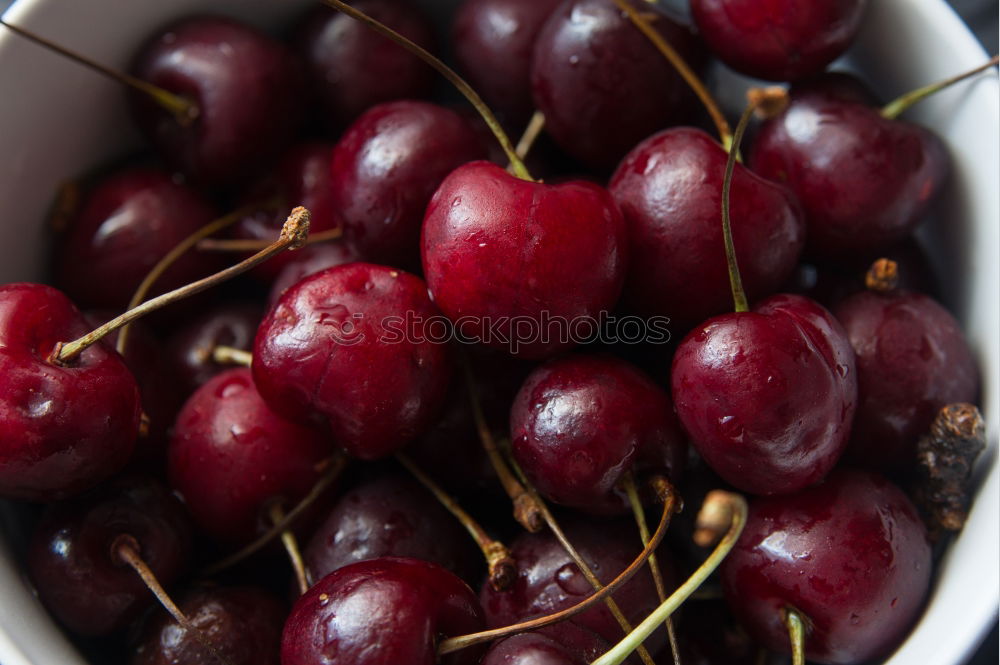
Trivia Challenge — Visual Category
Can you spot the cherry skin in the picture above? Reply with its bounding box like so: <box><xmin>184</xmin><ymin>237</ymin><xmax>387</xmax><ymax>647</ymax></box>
<box><xmin>510</xmin><ymin>354</ymin><xmax>686</xmax><ymax>514</ymax></box>
<box><xmin>54</xmin><ymin>167</ymin><xmax>219</xmax><ymax>311</ymax></box>
<box><xmin>0</xmin><ymin>284</ymin><xmax>141</xmax><ymax>500</ymax></box>
<box><xmin>132</xmin><ymin>585</ymin><xmax>286</xmax><ymax>665</ymax></box>
<box><xmin>750</xmin><ymin>75</ymin><xmax>948</xmax><ymax>260</ymax></box>
<box><xmin>267</xmin><ymin>242</ymin><xmax>363</xmax><ymax>308</ymax></box>
<box><xmin>530</xmin><ymin>0</ymin><xmax>703</xmax><ymax>170</ymax></box>
<box><xmin>691</xmin><ymin>0</ymin><xmax>867</xmax><ymax>81</ymax></box>
<box><xmin>253</xmin><ymin>263</ymin><xmax>453</xmax><ymax>460</ymax></box>
<box><xmin>452</xmin><ymin>0</ymin><xmax>564</xmax><ymax>125</ymax></box>
<box><xmin>609</xmin><ymin>127</ymin><xmax>804</xmax><ymax>332</ymax></box>
<box><xmin>294</xmin><ymin>1</ymin><xmax>436</xmax><ymax>130</ymax></box>
<box><xmin>129</xmin><ymin>15</ymin><xmax>303</xmax><ymax>186</ymax></box>
<box><xmin>281</xmin><ymin>557</ymin><xmax>486</xmax><ymax>665</ymax></box>
<box><xmin>721</xmin><ymin>469</ymin><xmax>931</xmax><ymax>665</ymax></box>
<box><xmin>832</xmin><ymin>288</ymin><xmax>979</xmax><ymax>470</ymax></box>
<box><xmin>303</xmin><ymin>471</ymin><xmax>480</xmax><ymax>586</ymax></box>
<box><xmin>422</xmin><ymin>161</ymin><xmax>628</xmax><ymax>359</ymax></box>
<box><xmin>169</xmin><ymin>368</ymin><xmax>334</xmax><ymax>546</ymax></box>
<box><xmin>332</xmin><ymin>101</ymin><xmax>488</xmax><ymax>267</ymax></box>
<box><xmin>480</xmin><ymin>632</ymin><xmax>590</xmax><ymax>665</ymax></box>
<box><xmin>166</xmin><ymin>302</ymin><xmax>265</xmax><ymax>394</ymax></box>
<box><xmin>27</xmin><ymin>475</ymin><xmax>193</xmax><ymax>636</ymax></box>
<box><xmin>671</xmin><ymin>294</ymin><xmax>857</xmax><ymax>496</ymax></box>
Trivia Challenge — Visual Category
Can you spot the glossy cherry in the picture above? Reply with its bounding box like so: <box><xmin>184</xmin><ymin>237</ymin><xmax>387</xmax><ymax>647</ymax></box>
<box><xmin>132</xmin><ymin>585</ymin><xmax>286</xmax><ymax>665</ymax></box>
<box><xmin>294</xmin><ymin>1</ymin><xmax>436</xmax><ymax>129</ymax></box>
<box><xmin>671</xmin><ymin>294</ymin><xmax>857</xmax><ymax>495</ymax></box>
<box><xmin>750</xmin><ymin>74</ymin><xmax>948</xmax><ymax>260</ymax></box>
<box><xmin>721</xmin><ymin>469</ymin><xmax>931</xmax><ymax>664</ymax></box>
<box><xmin>480</xmin><ymin>632</ymin><xmax>590</xmax><ymax>665</ymax></box>
<box><xmin>253</xmin><ymin>263</ymin><xmax>452</xmax><ymax>460</ymax></box>
<box><xmin>27</xmin><ymin>475</ymin><xmax>192</xmax><ymax>636</ymax></box>
<box><xmin>169</xmin><ymin>368</ymin><xmax>334</xmax><ymax>546</ymax></box>
<box><xmin>422</xmin><ymin>161</ymin><xmax>627</xmax><ymax>359</ymax></box>
<box><xmin>609</xmin><ymin>127</ymin><xmax>804</xmax><ymax>331</ymax></box>
<box><xmin>166</xmin><ymin>302</ymin><xmax>264</xmax><ymax>394</ymax></box>
<box><xmin>510</xmin><ymin>354</ymin><xmax>686</xmax><ymax>514</ymax></box>
<box><xmin>690</xmin><ymin>0</ymin><xmax>867</xmax><ymax>81</ymax></box>
<box><xmin>267</xmin><ymin>242</ymin><xmax>363</xmax><ymax>307</ymax></box>
<box><xmin>129</xmin><ymin>15</ymin><xmax>303</xmax><ymax>186</ymax></box>
<box><xmin>332</xmin><ymin>101</ymin><xmax>488</xmax><ymax>266</ymax></box>
<box><xmin>281</xmin><ymin>557</ymin><xmax>486</xmax><ymax>665</ymax></box>
<box><xmin>0</xmin><ymin>284</ymin><xmax>140</xmax><ymax>500</ymax></box>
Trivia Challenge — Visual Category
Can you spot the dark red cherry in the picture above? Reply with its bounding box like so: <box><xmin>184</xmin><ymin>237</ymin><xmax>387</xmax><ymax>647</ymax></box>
<box><xmin>530</xmin><ymin>0</ymin><xmax>703</xmax><ymax>169</ymax></box>
<box><xmin>253</xmin><ymin>263</ymin><xmax>452</xmax><ymax>460</ymax></box>
<box><xmin>294</xmin><ymin>1</ymin><xmax>436</xmax><ymax>129</ymax></box>
<box><xmin>671</xmin><ymin>294</ymin><xmax>857</xmax><ymax>495</ymax></box>
<box><xmin>721</xmin><ymin>469</ymin><xmax>931</xmax><ymax>665</ymax></box>
<box><xmin>422</xmin><ymin>161</ymin><xmax>627</xmax><ymax>359</ymax></box>
<box><xmin>480</xmin><ymin>632</ymin><xmax>589</xmax><ymax>665</ymax></box>
<box><xmin>0</xmin><ymin>284</ymin><xmax>141</xmax><ymax>500</ymax></box>
<box><xmin>281</xmin><ymin>557</ymin><xmax>486</xmax><ymax>665</ymax></box>
<box><xmin>452</xmin><ymin>0</ymin><xmax>563</xmax><ymax>125</ymax></box>
<box><xmin>303</xmin><ymin>472</ymin><xmax>480</xmax><ymax>586</ymax></box>
<box><xmin>27</xmin><ymin>476</ymin><xmax>192</xmax><ymax>636</ymax></box>
<box><xmin>609</xmin><ymin>127</ymin><xmax>804</xmax><ymax>331</ymax></box>
<box><xmin>132</xmin><ymin>585</ymin><xmax>286</xmax><ymax>665</ymax></box>
<box><xmin>54</xmin><ymin>167</ymin><xmax>219</xmax><ymax>311</ymax></box>
<box><xmin>332</xmin><ymin>101</ymin><xmax>488</xmax><ymax>267</ymax></box>
<box><xmin>480</xmin><ymin>517</ymin><xmax>673</xmax><ymax>655</ymax></box>
<box><xmin>129</xmin><ymin>15</ymin><xmax>303</xmax><ymax>186</ymax></box>
<box><xmin>267</xmin><ymin>242</ymin><xmax>363</xmax><ymax>308</ymax></box>
<box><xmin>511</xmin><ymin>354</ymin><xmax>686</xmax><ymax>514</ymax></box>
<box><xmin>750</xmin><ymin>76</ymin><xmax>948</xmax><ymax>260</ymax></box>
<box><xmin>169</xmin><ymin>368</ymin><xmax>333</xmax><ymax>546</ymax></box>
<box><xmin>832</xmin><ymin>289</ymin><xmax>979</xmax><ymax>470</ymax></box>
<box><xmin>166</xmin><ymin>302</ymin><xmax>264</xmax><ymax>394</ymax></box>
<box><xmin>690</xmin><ymin>0</ymin><xmax>867</xmax><ymax>81</ymax></box>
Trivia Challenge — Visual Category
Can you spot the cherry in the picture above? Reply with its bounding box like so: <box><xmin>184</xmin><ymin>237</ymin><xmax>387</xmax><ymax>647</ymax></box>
<box><xmin>452</xmin><ymin>0</ymin><xmax>563</xmax><ymax>125</ymax></box>
<box><xmin>690</xmin><ymin>0</ymin><xmax>868</xmax><ymax>82</ymax></box>
<box><xmin>253</xmin><ymin>262</ymin><xmax>453</xmax><ymax>460</ymax></box>
<box><xmin>750</xmin><ymin>74</ymin><xmax>948</xmax><ymax>260</ymax></box>
<box><xmin>132</xmin><ymin>585</ymin><xmax>286</xmax><ymax>665</ymax></box>
<box><xmin>530</xmin><ymin>0</ymin><xmax>703</xmax><ymax>170</ymax></box>
<box><xmin>510</xmin><ymin>354</ymin><xmax>686</xmax><ymax>514</ymax></box>
<box><xmin>294</xmin><ymin>1</ymin><xmax>436</xmax><ymax>130</ymax></box>
<box><xmin>166</xmin><ymin>302</ymin><xmax>264</xmax><ymax>394</ymax></box>
<box><xmin>281</xmin><ymin>557</ymin><xmax>486</xmax><ymax>665</ymax></box>
<box><xmin>0</xmin><ymin>284</ymin><xmax>141</xmax><ymax>500</ymax></box>
<box><xmin>129</xmin><ymin>15</ymin><xmax>303</xmax><ymax>186</ymax></box>
<box><xmin>422</xmin><ymin>161</ymin><xmax>627</xmax><ymax>359</ymax></box>
<box><xmin>671</xmin><ymin>294</ymin><xmax>857</xmax><ymax>495</ymax></box>
<box><xmin>721</xmin><ymin>469</ymin><xmax>931</xmax><ymax>665</ymax></box>
<box><xmin>27</xmin><ymin>475</ymin><xmax>192</xmax><ymax>636</ymax></box>
<box><xmin>54</xmin><ymin>167</ymin><xmax>220</xmax><ymax>311</ymax></box>
<box><xmin>332</xmin><ymin>100</ymin><xmax>489</xmax><ymax>266</ymax></box>
<box><xmin>169</xmin><ymin>368</ymin><xmax>334</xmax><ymax>546</ymax></box>
<box><xmin>609</xmin><ymin>128</ymin><xmax>804</xmax><ymax>331</ymax></box>
<box><xmin>267</xmin><ymin>242</ymin><xmax>363</xmax><ymax>307</ymax></box>
<box><xmin>303</xmin><ymin>471</ymin><xmax>480</xmax><ymax>586</ymax></box>
<box><xmin>480</xmin><ymin>632</ymin><xmax>591</xmax><ymax>665</ymax></box>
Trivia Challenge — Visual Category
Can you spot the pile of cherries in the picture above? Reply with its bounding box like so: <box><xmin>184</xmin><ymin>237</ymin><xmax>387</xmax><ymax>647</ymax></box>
<box><xmin>0</xmin><ymin>0</ymin><xmax>990</xmax><ymax>664</ymax></box>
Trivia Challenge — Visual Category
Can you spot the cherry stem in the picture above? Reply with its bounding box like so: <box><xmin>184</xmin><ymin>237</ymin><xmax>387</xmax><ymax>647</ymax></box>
<box><xmin>882</xmin><ymin>55</ymin><xmax>999</xmax><ymax>120</ymax></box>
<box><xmin>722</xmin><ymin>102</ymin><xmax>755</xmax><ymax>314</ymax></box>
<box><xmin>201</xmin><ymin>452</ymin><xmax>348</xmax><ymax>576</ymax></box>
<box><xmin>211</xmin><ymin>346</ymin><xmax>253</xmax><ymax>367</ymax></box>
<box><xmin>591</xmin><ymin>491</ymin><xmax>749</xmax><ymax>665</ymax></box>
<box><xmin>622</xmin><ymin>474</ymin><xmax>682</xmax><ymax>665</ymax></box>
<box><xmin>783</xmin><ymin>607</ymin><xmax>807</xmax><ymax>665</ymax></box>
<box><xmin>865</xmin><ymin>258</ymin><xmax>900</xmax><ymax>293</ymax></box>
<box><xmin>269</xmin><ymin>503</ymin><xmax>309</xmax><ymax>595</ymax></box>
<box><xmin>0</xmin><ymin>18</ymin><xmax>198</xmax><ymax>127</ymax></box>
<box><xmin>197</xmin><ymin>226</ymin><xmax>343</xmax><ymax>252</ymax></box>
<box><xmin>514</xmin><ymin>110</ymin><xmax>546</xmax><ymax>163</ymax></box>
<box><xmin>319</xmin><ymin>0</ymin><xmax>532</xmax><ymax>182</ymax></box>
<box><xmin>117</xmin><ymin>199</ymin><xmax>277</xmax><ymax>356</ymax></box>
<box><xmin>460</xmin><ymin>352</ymin><xmax>544</xmax><ymax>533</ymax></box>
<box><xmin>396</xmin><ymin>452</ymin><xmax>516</xmax><ymax>591</ymax></box>
<box><xmin>609</xmin><ymin>0</ymin><xmax>733</xmax><ymax>148</ymax></box>
<box><xmin>437</xmin><ymin>491</ymin><xmax>676</xmax><ymax>655</ymax></box>
<box><xmin>51</xmin><ymin>207</ymin><xmax>310</xmax><ymax>365</ymax></box>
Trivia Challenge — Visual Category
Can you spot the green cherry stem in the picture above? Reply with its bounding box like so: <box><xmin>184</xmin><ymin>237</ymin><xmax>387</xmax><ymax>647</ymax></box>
<box><xmin>319</xmin><ymin>0</ymin><xmax>532</xmax><ymax>182</ymax></box>
<box><xmin>515</xmin><ymin>110</ymin><xmax>547</xmax><ymax>162</ymax></box>
<box><xmin>784</xmin><ymin>607</ymin><xmax>807</xmax><ymax>665</ymax></box>
<box><xmin>722</xmin><ymin>102</ymin><xmax>756</xmax><ymax>313</ymax></box>
<box><xmin>211</xmin><ymin>346</ymin><xmax>253</xmax><ymax>368</ymax></box>
<box><xmin>882</xmin><ymin>55</ymin><xmax>999</xmax><ymax>120</ymax></box>
<box><xmin>268</xmin><ymin>503</ymin><xmax>310</xmax><ymax>595</ymax></box>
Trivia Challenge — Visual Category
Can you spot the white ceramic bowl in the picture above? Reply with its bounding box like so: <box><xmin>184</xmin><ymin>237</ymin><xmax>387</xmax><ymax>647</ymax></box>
<box><xmin>0</xmin><ymin>0</ymin><xmax>996</xmax><ymax>663</ymax></box>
